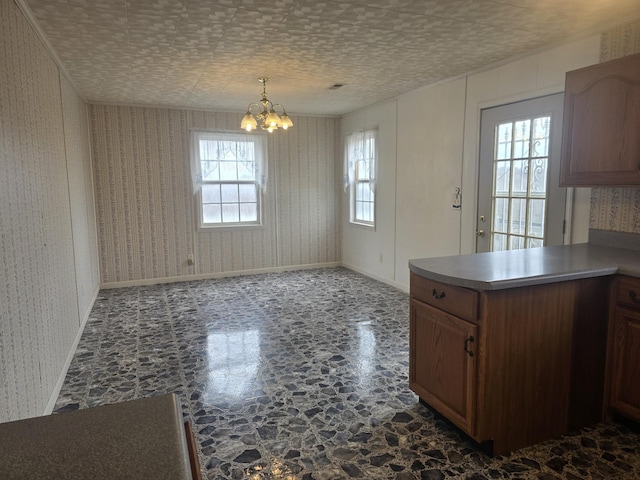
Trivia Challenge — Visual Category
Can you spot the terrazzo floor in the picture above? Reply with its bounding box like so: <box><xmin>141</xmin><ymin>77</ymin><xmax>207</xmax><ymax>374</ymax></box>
<box><xmin>54</xmin><ymin>268</ymin><xmax>640</xmax><ymax>479</ymax></box>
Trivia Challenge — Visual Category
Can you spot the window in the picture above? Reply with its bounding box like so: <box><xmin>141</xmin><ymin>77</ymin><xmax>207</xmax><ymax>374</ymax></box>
<box><xmin>491</xmin><ymin>115</ymin><xmax>551</xmax><ymax>250</ymax></box>
<box><xmin>344</xmin><ymin>129</ymin><xmax>377</xmax><ymax>227</ymax></box>
<box><xmin>191</xmin><ymin>131</ymin><xmax>267</xmax><ymax>228</ymax></box>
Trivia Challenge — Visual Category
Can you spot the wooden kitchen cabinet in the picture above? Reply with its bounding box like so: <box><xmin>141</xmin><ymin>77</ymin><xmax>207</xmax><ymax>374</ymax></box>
<box><xmin>606</xmin><ymin>276</ymin><xmax>640</xmax><ymax>422</ymax></box>
<box><xmin>410</xmin><ymin>298</ymin><xmax>477</xmax><ymax>434</ymax></box>
<box><xmin>559</xmin><ymin>52</ymin><xmax>640</xmax><ymax>186</ymax></box>
<box><xmin>410</xmin><ymin>272</ymin><xmax>609</xmax><ymax>456</ymax></box>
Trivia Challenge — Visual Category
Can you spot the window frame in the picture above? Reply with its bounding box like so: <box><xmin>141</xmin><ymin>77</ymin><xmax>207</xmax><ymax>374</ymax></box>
<box><xmin>191</xmin><ymin>130</ymin><xmax>266</xmax><ymax>230</ymax></box>
<box><xmin>345</xmin><ymin>129</ymin><xmax>377</xmax><ymax>228</ymax></box>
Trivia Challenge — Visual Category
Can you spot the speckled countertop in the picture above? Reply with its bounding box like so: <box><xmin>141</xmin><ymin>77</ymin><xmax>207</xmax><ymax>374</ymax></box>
<box><xmin>0</xmin><ymin>394</ymin><xmax>193</xmax><ymax>480</ymax></box>
<box><xmin>409</xmin><ymin>242</ymin><xmax>640</xmax><ymax>290</ymax></box>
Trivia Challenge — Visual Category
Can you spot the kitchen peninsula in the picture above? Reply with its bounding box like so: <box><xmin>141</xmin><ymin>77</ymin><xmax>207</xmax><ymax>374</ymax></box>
<box><xmin>0</xmin><ymin>394</ymin><xmax>202</xmax><ymax>479</ymax></box>
<box><xmin>408</xmin><ymin>231</ymin><xmax>640</xmax><ymax>456</ymax></box>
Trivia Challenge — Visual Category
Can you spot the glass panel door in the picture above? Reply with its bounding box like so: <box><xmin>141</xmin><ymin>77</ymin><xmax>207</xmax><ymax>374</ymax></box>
<box><xmin>477</xmin><ymin>94</ymin><xmax>566</xmax><ymax>253</ymax></box>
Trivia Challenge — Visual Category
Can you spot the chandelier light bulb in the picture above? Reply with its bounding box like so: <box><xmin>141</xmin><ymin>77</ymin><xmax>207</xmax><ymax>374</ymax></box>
<box><xmin>241</xmin><ymin>111</ymin><xmax>257</xmax><ymax>132</ymax></box>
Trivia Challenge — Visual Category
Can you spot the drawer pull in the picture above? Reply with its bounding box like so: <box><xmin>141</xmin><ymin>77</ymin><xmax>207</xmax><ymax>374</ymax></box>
<box><xmin>629</xmin><ymin>291</ymin><xmax>640</xmax><ymax>304</ymax></box>
<box><xmin>464</xmin><ymin>336</ymin><xmax>475</xmax><ymax>357</ymax></box>
<box><xmin>432</xmin><ymin>289</ymin><xmax>446</xmax><ymax>299</ymax></box>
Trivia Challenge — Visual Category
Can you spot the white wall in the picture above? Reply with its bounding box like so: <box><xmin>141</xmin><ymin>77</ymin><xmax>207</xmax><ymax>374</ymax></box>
<box><xmin>341</xmin><ymin>101</ymin><xmax>398</xmax><ymax>286</ymax></box>
<box><xmin>395</xmin><ymin>78</ymin><xmax>467</xmax><ymax>287</ymax></box>
<box><xmin>342</xmin><ymin>35</ymin><xmax>601</xmax><ymax>290</ymax></box>
<box><xmin>460</xmin><ymin>35</ymin><xmax>601</xmax><ymax>253</ymax></box>
<box><xmin>0</xmin><ymin>1</ymin><xmax>99</xmax><ymax>422</ymax></box>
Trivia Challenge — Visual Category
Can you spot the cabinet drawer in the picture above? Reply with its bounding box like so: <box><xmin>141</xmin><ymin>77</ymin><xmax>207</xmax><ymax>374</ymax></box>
<box><xmin>410</xmin><ymin>272</ymin><xmax>478</xmax><ymax>322</ymax></box>
<box><xmin>615</xmin><ymin>276</ymin><xmax>640</xmax><ymax>310</ymax></box>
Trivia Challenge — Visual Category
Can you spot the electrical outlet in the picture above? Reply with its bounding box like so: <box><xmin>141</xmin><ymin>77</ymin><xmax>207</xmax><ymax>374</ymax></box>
<box><xmin>187</xmin><ymin>254</ymin><xmax>194</xmax><ymax>266</ymax></box>
<box><xmin>379</xmin><ymin>254</ymin><xmax>383</xmax><ymax>263</ymax></box>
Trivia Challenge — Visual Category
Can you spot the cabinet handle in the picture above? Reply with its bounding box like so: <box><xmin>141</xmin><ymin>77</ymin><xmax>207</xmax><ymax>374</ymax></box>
<box><xmin>464</xmin><ymin>336</ymin><xmax>475</xmax><ymax>357</ymax></box>
<box><xmin>432</xmin><ymin>289</ymin><xmax>446</xmax><ymax>299</ymax></box>
<box><xmin>629</xmin><ymin>291</ymin><xmax>640</xmax><ymax>304</ymax></box>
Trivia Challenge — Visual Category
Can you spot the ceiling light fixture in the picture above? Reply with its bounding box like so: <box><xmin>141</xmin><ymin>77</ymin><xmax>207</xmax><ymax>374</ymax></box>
<box><xmin>240</xmin><ymin>77</ymin><xmax>293</xmax><ymax>133</ymax></box>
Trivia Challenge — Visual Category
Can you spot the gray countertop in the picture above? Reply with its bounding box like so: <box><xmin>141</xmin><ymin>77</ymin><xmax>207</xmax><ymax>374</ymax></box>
<box><xmin>0</xmin><ymin>394</ymin><xmax>193</xmax><ymax>480</ymax></box>
<box><xmin>409</xmin><ymin>243</ymin><xmax>640</xmax><ymax>290</ymax></box>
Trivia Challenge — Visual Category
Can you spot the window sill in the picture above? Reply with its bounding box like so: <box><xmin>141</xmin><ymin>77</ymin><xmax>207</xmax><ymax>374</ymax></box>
<box><xmin>197</xmin><ymin>223</ymin><xmax>265</xmax><ymax>233</ymax></box>
<box><xmin>349</xmin><ymin>221</ymin><xmax>376</xmax><ymax>231</ymax></box>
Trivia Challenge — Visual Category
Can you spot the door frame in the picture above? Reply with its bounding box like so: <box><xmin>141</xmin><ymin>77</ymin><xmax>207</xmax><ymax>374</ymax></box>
<box><xmin>476</xmin><ymin>93</ymin><xmax>568</xmax><ymax>252</ymax></box>
<box><xmin>459</xmin><ymin>87</ymin><xmax>578</xmax><ymax>254</ymax></box>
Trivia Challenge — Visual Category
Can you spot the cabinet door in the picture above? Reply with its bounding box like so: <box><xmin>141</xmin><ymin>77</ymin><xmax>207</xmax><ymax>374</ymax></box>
<box><xmin>410</xmin><ymin>299</ymin><xmax>477</xmax><ymax>435</ymax></box>
<box><xmin>609</xmin><ymin>307</ymin><xmax>640</xmax><ymax>421</ymax></box>
<box><xmin>560</xmin><ymin>52</ymin><xmax>640</xmax><ymax>186</ymax></box>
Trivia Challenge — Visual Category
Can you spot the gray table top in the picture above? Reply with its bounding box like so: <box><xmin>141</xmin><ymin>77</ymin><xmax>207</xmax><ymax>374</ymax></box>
<box><xmin>0</xmin><ymin>394</ymin><xmax>193</xmax><ymax>480</ymax></box>
<box><xmin>409</xmin><ymin>243</ymin><xmax>640</xmax><ymax>290</ymax></box>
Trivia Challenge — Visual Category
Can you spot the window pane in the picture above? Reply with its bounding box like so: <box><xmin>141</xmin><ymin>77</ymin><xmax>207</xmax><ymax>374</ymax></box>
<box><xmin>237</xmin><ymin>161</ymin><xmax>255</xmax><ymax>181</ymax></box>
<box><xmin>355</xmin><ymin>201</ymin><xmax>363</xmax><ymax>221</ymax></box>
<box><xmin>494</xmin><ymin>161</ymin><xmax>510</xmax><ymax>196</ymax></box>
<box><xmin>222</xmin><ymin>204</ymin><xmax>239</xmax><ymax>223</ymax></box>
<box><xmin>529</xmin><ymin>158</ymin><xmax>548</xmax><ymax>197</ymax></box>
<box><xmin>203</xmin><ymin>204</ymin><xmax>221</xmax><ymax>223</ymax></box>
<box><xmin>201</xmin><ymin>161</ymin><xmax>219</xmax><ymax>181</ymax></box>
<box><xmin>528</xmin><ymin>238</ymin><xmax>543</xmax><ymax>248</ymax></box>
<box><xmin>532</xmin><ymin>116</ymin><xmax>550</xmax><ymax>157</ymax></box>
<box><xmin>221</xmin><ymin>184</ymin><xmax>239</xmax><ymax>203</ymax></box>
<box><xmin>496</xmin><ymin>123</ymin><xmax>512</xmax><ymax>160</ymax></box>
<box><xmin>528</xmin><ymin>199</ymin><xmax>546</xmax><ymax>237</ymax></box>
<box><xmin>357</xmin><ymin>182</ymin><xmax>373</xmax><ymax>202</ymax></box>
<box><xmin>511</xmin><ymin>160</ymin><xmax>528</xmax><ymax>196</ymax></box>
<box><xmin>510</xmin><ymin>198</ymin><xmax>526</xmax><ymax>235</ymax></box>
<box><xmin>202</xmin><ymin>184</ymin><xmax>221</xmax><ymax>204</ymax></box>
<box><xmin>239</xmin><ymin>184</ymin><xmax>257</xmax><ymax>203</ymax></box>
<box><xmin>513</xmin><ymin>120</ymin><xmax>530</xmax><ymax>158</ymax></box>
<box><xmin>361</xmin><ymin>202</ymin><xmax>372</xmax><ymax>222</ymax></box>
<box><xmin>493</xmin><ymin>197</ymin><xmax>508</xmax><ymax>234</ymax></box>
<box><xmin>240</xmin><ymin>203</ymin><xmax>257</xmax><ymax>222</ymax></box>
<box><xmin>219</xmin><ymin>161</ymin><xmax>239</xmax><ymax>181</ymax></box>
<box><xmin>356</xmin><ymin>159</ymin><xmax>370</xmax><ymax>181</ymax></box>
<box><xmin>492</xmin><ymin>233</ymin><xmax>507</xmax><ymax>251</ymax></box>
<box><xmin>200</xmin><ymin>140</ymin><xmax>216</xmax><ymax>160</ymax></box>
<box><xmin>510</xmin><ymin>236</ymin><xmax>525</xmax><ymax>250</ymax></box>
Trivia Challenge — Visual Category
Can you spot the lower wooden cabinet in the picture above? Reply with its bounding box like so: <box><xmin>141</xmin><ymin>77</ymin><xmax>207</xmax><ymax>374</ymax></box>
<box><xmin>409</xmin><ymin>272</ymin><xmax>609</xmax><ymax>456</ymax></box>
<box><xmin>607</xmin><ymin>276</ymin><xmax>640</xmax><ymax>422</ymax></box>
<box><xmin>410</xmin><ymin>299</ymin><xmax>477</xmax><ymax>434</ymax></box>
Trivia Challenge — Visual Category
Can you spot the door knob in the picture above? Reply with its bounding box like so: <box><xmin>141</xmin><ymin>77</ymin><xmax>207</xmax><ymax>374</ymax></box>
<box><xmin>475</xmin><ymin>229</ymin><xmax>485</xmax><ymax>237</ymax></box>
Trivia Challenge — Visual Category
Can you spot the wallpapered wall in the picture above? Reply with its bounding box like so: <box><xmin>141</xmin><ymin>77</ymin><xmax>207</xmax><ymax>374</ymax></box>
<box><xmin>0</xmin><ymin>0</ymin><xmax>99</xmax><ymax>422</ymax></box>
<box><xmin>590</xmin><ymin>20</ymin><xmax>640</xmax><ymax>233</ymax></box>
<box><xmin>90</xmin><ymin>106</ymin><xmax>341</xmax><ymax>285</ymax></box>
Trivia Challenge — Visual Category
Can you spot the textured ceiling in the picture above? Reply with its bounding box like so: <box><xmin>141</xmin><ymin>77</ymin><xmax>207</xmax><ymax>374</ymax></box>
<box><xmin>20</xmin><ymin>0</ymin><xmax>640</xmax><ymax>116</ymax></box>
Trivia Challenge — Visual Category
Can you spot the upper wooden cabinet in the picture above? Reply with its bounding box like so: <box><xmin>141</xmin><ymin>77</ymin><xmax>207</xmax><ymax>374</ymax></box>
<box><xmin>560</xmin><ymin>52</ymin><xmax>640</xmax><ymax>187</ymax></box>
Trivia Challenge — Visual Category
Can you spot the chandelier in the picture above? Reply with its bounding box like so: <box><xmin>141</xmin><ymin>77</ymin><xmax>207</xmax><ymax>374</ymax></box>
<box><xmin>241</xmin><ymin>77</ymin><xmax>293</xmax><ymax>133</ymax></box>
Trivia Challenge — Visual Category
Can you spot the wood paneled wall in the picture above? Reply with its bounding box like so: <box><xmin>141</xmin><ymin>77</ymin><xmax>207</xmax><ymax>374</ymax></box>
<box><xmin>90</xmin><ymin>106</ymin><xmax>341</xmax><ymax>285</ymax></box>
<box><xmin>0</xmin><ymin>0</ymin><xmax>99</xmax><ymax>422</ymax></box>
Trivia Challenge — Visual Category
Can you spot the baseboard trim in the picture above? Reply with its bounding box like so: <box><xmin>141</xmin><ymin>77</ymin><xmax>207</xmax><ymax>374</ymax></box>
<box><xmin>341</xmin><ymin>263</ymin><xmax>408</xmax><ymax>293</ymax></box>
<box><xmin>43</xmin><ymin>284</ymin><xmax>100</xmax><ymax>415</ymax></box>
<box><xmin>100</xmin><ymin>262</ymin><xmax>343</xmax><ymax>289</ymax></box>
